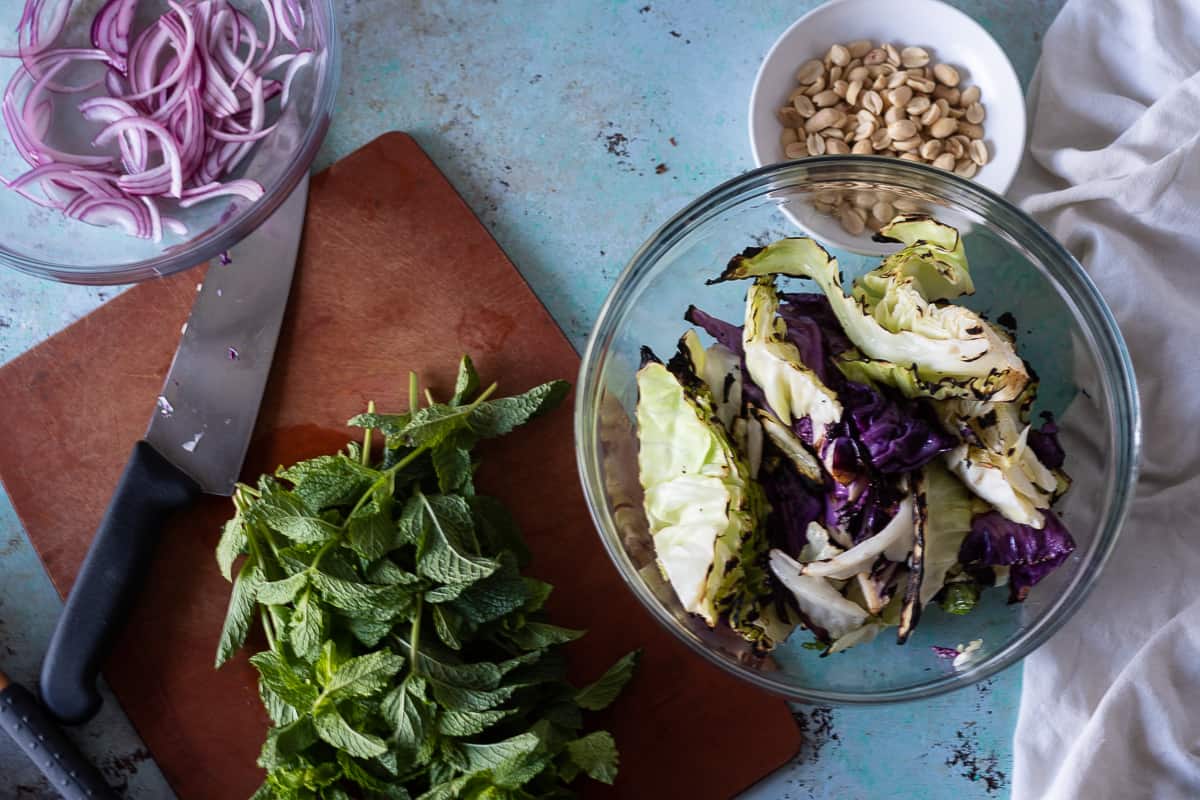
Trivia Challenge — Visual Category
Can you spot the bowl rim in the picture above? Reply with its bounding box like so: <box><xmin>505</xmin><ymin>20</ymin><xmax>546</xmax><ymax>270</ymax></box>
<box><xmin>575</xmin><ymin>155</ymin><xmax>1141</xmax><ymax>704</ymax></box>
<box><xmin>747</xmin><ymin>0</ymin><xmax>1026</xmax><ymax>196</ymax></box>
<box><xmin>0</xmin><ymin>0</ymin><xmax>341</xmax><ymax>285</ymax></box>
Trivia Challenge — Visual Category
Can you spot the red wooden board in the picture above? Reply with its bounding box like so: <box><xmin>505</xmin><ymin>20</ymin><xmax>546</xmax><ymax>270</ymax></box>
<box><xmin>0</xmin><ymin>133</ymin><xmax>801</xmax><ymax>798</ymax></box>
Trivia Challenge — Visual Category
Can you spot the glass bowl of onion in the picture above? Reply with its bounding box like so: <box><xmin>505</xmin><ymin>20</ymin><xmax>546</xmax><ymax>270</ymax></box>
<box><xmin>574</xmin><ymin>156</ymin><xmax>1140</xmax><ymax>703</ymax></box>
<box><xmin>0</xmin><ymin>0</ymin><xmax>338</xmax><ymax>284</ymax></box>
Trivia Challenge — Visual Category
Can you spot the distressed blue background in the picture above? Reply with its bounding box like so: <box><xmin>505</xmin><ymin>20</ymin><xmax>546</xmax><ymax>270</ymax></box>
<box><xmin>0</xmin><ymin>1</ymin><xmax>1065</xmax><ymax>796</ymax></box>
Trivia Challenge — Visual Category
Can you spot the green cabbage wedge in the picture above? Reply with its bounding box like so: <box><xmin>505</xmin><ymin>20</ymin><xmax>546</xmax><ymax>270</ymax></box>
<box><xmin>636</xmin><ymin>351</ymin><xmax>790</xmax><ymax>651</ymax></box>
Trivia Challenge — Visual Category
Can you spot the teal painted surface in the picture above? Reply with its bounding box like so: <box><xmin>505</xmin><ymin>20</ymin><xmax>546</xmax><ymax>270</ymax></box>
<box><xmin>0</xmin><ymin>1</ymin><xmax>1064</xmax><ymax>796</ymax></box>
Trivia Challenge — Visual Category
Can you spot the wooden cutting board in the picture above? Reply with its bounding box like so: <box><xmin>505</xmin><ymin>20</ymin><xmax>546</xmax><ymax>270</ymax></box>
<box><xmin>0</xmin><ymin>133</ymin><xmax>801</xmax><ymax>799</ymax></box>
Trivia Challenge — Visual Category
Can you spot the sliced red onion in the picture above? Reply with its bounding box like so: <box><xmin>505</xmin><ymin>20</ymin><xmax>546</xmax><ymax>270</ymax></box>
<box><xmin>281</xmin><ymin>50</ymin><xmax>313</xmax><ymax>107</ymax></box>
<box><xmin>90</xmin><ymin>0</ymin><xmax>138</xmax><ymax>73</ymax></box>
<box><xmin>1</xmin><ymin>0</ymin><xmax>309</xmax><ymax>239</ymax></box>
<box><xmin>94</xmin><ymin>116</ymin><xmax>183</xmax><ymax>197</ymax></box>
<box><xmin>123</xmin><ymin>3</ymin><xmax>195</xmax><ymax>101</ymax></box>
<box><xmin>140</xmin><ymin>195</ymin><xmax>163</xmax><ymax>242</ymax></box>
<box><xmin>177</xmin><ymin>178</ymin><xmax>264</xmax><ymax>208</ymax></box>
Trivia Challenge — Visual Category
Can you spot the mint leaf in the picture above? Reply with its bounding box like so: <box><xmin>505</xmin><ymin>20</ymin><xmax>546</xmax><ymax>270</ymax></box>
<box><xmin>574</xmin><ymin>650</ymin><xmax>640</xmax><ymax>711</ymax></box>
<box><xmin>250</xmin><ymin>651</ymin><xmax>319</xmax><ymax>711</ymax></box>
<box><xmin>395</xmin><ymin>495</ymin><xmax>426</xmax><ymax>547</ymax></box>
<box><xmin>256</xmin><ymin>484</ymin><xmax>339</xmax><ymax>545</ymax></box>
<box><xmin>468</xmin><ymin>495</ymin><xmax>530</xmax><ymax>567</ymax></box>
<box><xmin>258</xmin><ymin>716</ymin><xmax>316</xmax><ymax>771</ymax></box>
<box><xmin>505</xmin><ymin>622</ymin><xmax>585</xmax><ymax>650</ymax></box>
<box><xmin>461</xmin><ymin>732</ymin><xmax>541</xmax><ymax>772</ymax></box>
<box><xmin>310</xmin><ymin>571</ymin><xmax>412</xmax><ymax>621</ymax></box>
<box><xmin>416</xmin><ymin>493</ymin><xmax>498</xmax><ymax>584</ymax></box>
<box><xmin>336</xmin><ymin>751</ymin><xmax>403</xmax><ymax>795</ymax></box>
<box><xmin>450</xmin><ymin>355</ymin><xmax>481</xmax><ymax>406</ymax></box>
<box><xmin>260</xmin><ymin>682</ymin><xmax>300</xmax><ymax>727</ymax></box>
<box><xmin>432</xmin><ymin>436</ymin><xmax>473</xmax><ymax>494</ymax></box>
<box><xmin>267</xmin><ymin>762</ymin><xmax>341</xmax><ymax>794</ymax></box>
<box><xmin>381</xmin><ymin>681</ymin><xmax>433</xmax><ymax>763</ymax></box>
<box><xmin>215</xmin><ymin>557</ymin><xmax>262</xmax><ymax>667</ymax></box>
<box><xmin>415</xmin><ymin>775</ymin><xmax>475</xmax><ymax>800</ymax></box>
<box><xmin>436</xmin><ymin>707</ymin><xmax>514</xmax><ymax>737</ymax></box>
<box><xmin>216</xmin><ymin>510</ymin><xmax>248</xmax><ymax>582</ymax></box>
<box><xmin>397</xmin><ymin>404</ymin><xmax>473</xmax><ymax>449</ymax></box>
<box><xmin>347</xmin><ymin>501</ymin><xmax>393</xmax><ymax>561</ymax></box>
<box><xmin>566</xmin><ymin>731</ymin><xmax>619</xmax><ymax>784</ymax></box>
<box><xmin>430</xmin><ymin>682</ymin><xmax>517</xmax><ymax>712</ymax></box>
<box><xmin>493</xmin><ymin>754</ymin><xmax>554</xmax><ymax>789</ymax></box>
<box><xmin>521</xmin><ymin>578</ymin><xmax>553</xmax><ymax>613</ymax></box>
<box><xmin>313</xmin><ymin>704</ymin><xmax>387</xmax><ymax>758</ymax></box>
<box><xmin>414</xmin><ymin>650</ymin><xmax>501</xmax><ymax>691</ymax></box>
<box><xmin>431</xmin><ymin>604</ymin><xmax>464</xmax><ymax>650</ymax></box>
<box><xmin>365</xmin><ymin>559</ymin><xmax>422</xmax><ymax>586</ymax></box>
<box><xmin>452</xmin><ymin>564</ymin><xmax>528</xmax><ymax>624</ymax></box>
<box><xmin>423</xmin><ymin>582</ymin><xmax>472</xmax><ymax>603</ymax></box>
<box><xmin>289</xmin><ymin>588</ymin><xmax>324</xmax><ymax>662</ymax></box>
<box><xmin>316</xmin><ymin>640</ymin><xmax>349</xmax><ymax>687</ymax></box>
<box><xmin>344</xmin><ymin>615</ymin><xmax>394</xmax><ymax>648</ymax></box>
<box><xmin>275</xmin><ymin>546</ymin><xmax>315</xmax><ymax>576</ymax></box>
<box><xmin>277</xmin><ymin>455</ymin><xmax>380</xmax><ymax>510</ymax></box>
<box><xmin>467</xmin><ymin>380</ymin><xmax>569</xmax><ymax>438</ymax></box>
<box><xmin>258</xmin><ymin>573</ymin><xmax>309</xmax><ymax>606</ymax></box>
<box><xmin>322</xmin><ymin>651</ymin><xmax>404</xmax><ymax>700</ymax></box>
<box><xmin>347</xmin><ymin>412</ymin><xmax>411</xmax><ymax>437</ymax></box>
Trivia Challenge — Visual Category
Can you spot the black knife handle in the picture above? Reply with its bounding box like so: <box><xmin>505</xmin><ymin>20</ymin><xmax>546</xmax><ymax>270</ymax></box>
<box><xmin>40</xmin><ymin>441</ymin><xmax>201</xmax><ymax>724</ymax></box>
<box><xmin>0</xmin><ymin>681</ymin><xmax>117</xmax><ymax>799</ymax></box>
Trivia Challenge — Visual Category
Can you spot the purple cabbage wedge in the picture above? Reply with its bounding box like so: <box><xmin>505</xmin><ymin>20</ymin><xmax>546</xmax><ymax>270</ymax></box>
<box><xmin>779</xmin><ymin>292</ymin><xmax>854</xmax><ymax>357</ymax></box>
<box><xmin>840</xmin><ymin>381</ymin><xmax>956</xmax><ymax>474</ymax></box>
<box><xmin>760</xmin><ymin>455</ymin><xmax>824</xmax><ymax>557</ymax></box>
<box><xmin>1028</xmin><ymin>411</ymin><xmax>1066</xmax><ymax>469</ymax></box>
<box><xmin>959</xmin><ymin>510</ymin><xmax>1077</xmax><ymax>603</ymax></box>
<box><xmin>820</xmin><ymin>422</ymin><xmax>905</xmax><ymax>545</ymax></box>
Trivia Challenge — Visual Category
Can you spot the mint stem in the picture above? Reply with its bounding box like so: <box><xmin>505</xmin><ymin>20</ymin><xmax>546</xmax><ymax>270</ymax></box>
<box><xmin>408</xmin><ymin>596</ymin><xmax>423</xmax><ymax>678</ymax></box>
<box><xmin>362</xmin><ymin>400</ymin><xmax>376</xmax><ymax>466</ymax></box>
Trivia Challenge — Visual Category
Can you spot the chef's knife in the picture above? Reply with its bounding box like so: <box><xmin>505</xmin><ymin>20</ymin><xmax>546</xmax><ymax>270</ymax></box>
<box><xmin>39</xmin><ymin>174</ymin><xmax>310</xmax><ymax>725</ymax></box>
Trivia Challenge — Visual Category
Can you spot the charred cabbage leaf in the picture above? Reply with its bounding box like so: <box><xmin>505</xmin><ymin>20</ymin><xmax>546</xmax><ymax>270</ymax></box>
<box><xmin>769</xmin><ymin>549</ymin><xmax>868</xmax><ymax>642</ymax></box>
<box><xmin>713</xmin><ymin>235</ymin><xmax>1029</xmax><ymax>402</ymax></box>
<box><xmin>935</xmin><ymin>395</ymin><xmax>1067</xmax><ymax>528</ymax></box>
<box><xmin>743</xmin><ymin>278</ymin><xmax>842</xmax><ymax>447</ymax></box>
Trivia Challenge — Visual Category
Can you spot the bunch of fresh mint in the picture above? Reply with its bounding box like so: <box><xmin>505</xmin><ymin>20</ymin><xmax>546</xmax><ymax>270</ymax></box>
<box><xmin>215</xmin><ymin>356</ymin><xmax>638</xmax><ymax>800</ymax></box>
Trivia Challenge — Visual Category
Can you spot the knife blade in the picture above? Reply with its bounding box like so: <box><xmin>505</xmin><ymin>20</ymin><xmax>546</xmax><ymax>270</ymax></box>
<box><xmin>39</xmin><ymin>175</ymin><xmax>309</xmax><ymax>725</ymax></box>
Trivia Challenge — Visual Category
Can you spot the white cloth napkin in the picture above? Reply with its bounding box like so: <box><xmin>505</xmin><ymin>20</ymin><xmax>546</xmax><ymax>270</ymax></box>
<box><xmin>1009</xmin><ymin>1</ymin><xmax>1200</xmax><ymax>797</ymax></box>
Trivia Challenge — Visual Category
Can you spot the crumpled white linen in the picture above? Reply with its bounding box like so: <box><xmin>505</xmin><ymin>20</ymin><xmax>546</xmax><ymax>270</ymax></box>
<box><xmin>1009</xmin><ymin>1</ymin><xmax>1200</xmax><ymax>797</ymax></box>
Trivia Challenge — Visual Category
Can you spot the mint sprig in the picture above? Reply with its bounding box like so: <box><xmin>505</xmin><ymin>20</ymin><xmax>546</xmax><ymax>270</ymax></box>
<box><xmin>215</xmin><ymin>358</ymin><xmax>638</xmax><ymax>799</ymax></box>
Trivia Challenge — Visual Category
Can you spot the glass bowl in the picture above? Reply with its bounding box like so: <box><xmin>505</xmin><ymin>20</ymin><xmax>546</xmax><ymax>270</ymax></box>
<box><xmin>575</xmin><ymin>156</ymin><xmax>1140</xmax><ymax>704</ymax></box>
<box><xmin>0</xmin><ymin>0</ymin><xmax>339</xmax><ymax>284</ymax></box>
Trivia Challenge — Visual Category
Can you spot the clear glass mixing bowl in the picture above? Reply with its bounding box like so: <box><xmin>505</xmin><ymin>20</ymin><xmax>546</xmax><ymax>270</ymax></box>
<box><xmin>0</xmin><ymin>0</ymin><xmax>339</xmax><ymax>284</ymax></box>
<box><xmin>575</xmin><ymin>156</ymin><xmax>1140</xmax><ymax>704</ymax></box>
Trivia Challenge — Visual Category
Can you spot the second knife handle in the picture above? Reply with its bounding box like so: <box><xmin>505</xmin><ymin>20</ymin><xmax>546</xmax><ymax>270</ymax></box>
<box><xmin>40</xmin><ymin>441</ymin><xmax>201</xmax><ymax>725</ymax></box>
<box><xmin>0</xmin><ymin>682</ymin><xmax>118</xmax><ymax>800</ymax></box>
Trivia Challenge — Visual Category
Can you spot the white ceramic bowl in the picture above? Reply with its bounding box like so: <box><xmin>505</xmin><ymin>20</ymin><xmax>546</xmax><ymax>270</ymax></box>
<box><xmin>748</xmin><ymin>0</ymin><xmax>1025</xmax><ymax>253</ymax></box>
